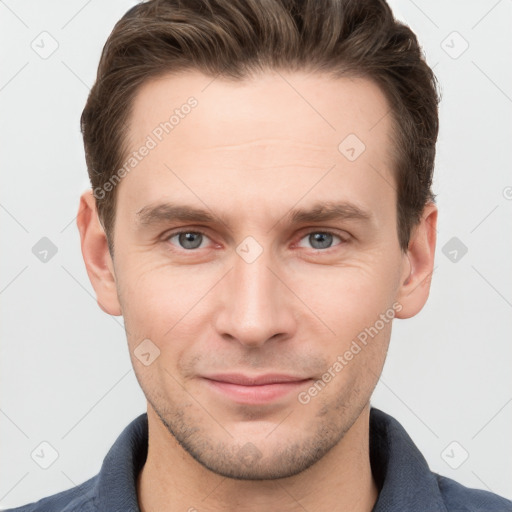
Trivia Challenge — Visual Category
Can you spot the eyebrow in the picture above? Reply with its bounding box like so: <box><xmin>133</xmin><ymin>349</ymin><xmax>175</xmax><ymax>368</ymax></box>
<box><xmin>135</xmin><ymin>200</ymin><xmax>373</xmax><ymax>230</ymax></box>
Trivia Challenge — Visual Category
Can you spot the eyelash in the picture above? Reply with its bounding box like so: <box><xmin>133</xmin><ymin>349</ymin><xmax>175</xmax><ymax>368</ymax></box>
<box><xmin>163</xmin><ymin>228</ymin><xmax>349</xmax><ymax>252</ymax></box>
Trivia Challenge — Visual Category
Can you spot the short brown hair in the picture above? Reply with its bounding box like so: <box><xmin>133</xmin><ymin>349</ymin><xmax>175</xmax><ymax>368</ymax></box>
<box><xmin>80</xmin><ymin>0</ymin><xmax>439</xmax><ymax>256</ymax></box>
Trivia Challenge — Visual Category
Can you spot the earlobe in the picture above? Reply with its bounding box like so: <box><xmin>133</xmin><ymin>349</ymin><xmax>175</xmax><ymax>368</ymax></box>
<box><xmin>395</xmin><ymin>203</ymin><xmax>437</xmax><ymax>319</ymax></box>
<box><xmin>76</xmin><ymin>189</ymin><xmax>122</xmax><ymax>316</ymax></box>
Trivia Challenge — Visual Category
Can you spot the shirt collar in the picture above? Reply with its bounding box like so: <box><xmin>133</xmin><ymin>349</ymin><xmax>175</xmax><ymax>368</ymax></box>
<box><xmin>92</xmin><ymin>407</ymin><xmax>447</xmax><ymax>511</ymax></box>
<box><xmin>369</xmin><ymin>407</ymin><xmax>447</xmax><ymax>512</ymax></box>
<box><xmin>93</xmin><ymin>412</ymin><xmax>148</xmax><ymax>511</ymax></box>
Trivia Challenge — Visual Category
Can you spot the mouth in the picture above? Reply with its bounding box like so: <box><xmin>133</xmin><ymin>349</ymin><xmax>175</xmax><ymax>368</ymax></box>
<box><xmin>201</xmin><ymin>373</ymin><xmax>312</xmax><ymax>405</ymax></box>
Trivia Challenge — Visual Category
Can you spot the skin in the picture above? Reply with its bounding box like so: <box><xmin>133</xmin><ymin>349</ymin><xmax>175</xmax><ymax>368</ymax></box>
<box><xmin>77</xmin><ymin>69</ymin><xmax>437</xmax><ymax>512</ymax></box>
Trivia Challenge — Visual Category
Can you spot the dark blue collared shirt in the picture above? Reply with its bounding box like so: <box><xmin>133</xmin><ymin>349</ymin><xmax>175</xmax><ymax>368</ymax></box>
<box><xmin>5</xmin><ymin>407</ymin><xmax>511</xmax><ymax>511</ymax></box>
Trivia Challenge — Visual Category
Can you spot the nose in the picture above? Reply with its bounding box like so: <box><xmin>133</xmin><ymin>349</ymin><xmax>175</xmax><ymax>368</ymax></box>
<box><xmin>213</xmin><ymin>244</ymin><xmax>297</xmax><ymax>348</ymax></box>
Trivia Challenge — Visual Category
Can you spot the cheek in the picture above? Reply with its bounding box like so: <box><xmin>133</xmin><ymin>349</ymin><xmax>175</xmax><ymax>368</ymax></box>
<box><xmin>294</xmin><ymin>259</ymin><xmax>399</xmax><ymax>336</ymax></box>
<box><xmin>117</xmin><ymin>255</ymin><xmax>198</xmax><ymax>334</ymax></box>
<box><xmin>291</xmin><ymin>259</ymin><xmax>399</xmax><ymax>396</ymax></box>
<box><xmin>117</xmin><ymin>259</ymin><xmax>223</xmax><ymax>383</ymax></box>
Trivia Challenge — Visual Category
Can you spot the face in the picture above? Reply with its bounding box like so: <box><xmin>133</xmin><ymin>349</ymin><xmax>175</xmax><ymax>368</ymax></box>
<box><xmin>84</xmin><ymin>70</ymin><xmax>431</xmax><ymax>479</ymax></box>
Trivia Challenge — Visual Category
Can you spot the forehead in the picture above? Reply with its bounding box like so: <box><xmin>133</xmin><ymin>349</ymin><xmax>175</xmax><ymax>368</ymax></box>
<box><xmin>127</xmin><ymin>69</ymin><xmax>393</xmax><ymax>154</ymax></box>
<box><xmin>117</xmin><ymin>69</ymin><xmax>396</xmax><ymax>227</ymax></box>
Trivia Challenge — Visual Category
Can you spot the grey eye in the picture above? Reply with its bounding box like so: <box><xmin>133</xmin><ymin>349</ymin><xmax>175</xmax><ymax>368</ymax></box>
<box><xmin>168</xmin><ymin>232</ymin><xmax>207</xmax><ymax>250</ymax></box>
<box><xmin>297</xmin><ymin>232</ymin><xmax>343</xmax><ymax>250</ymax></box>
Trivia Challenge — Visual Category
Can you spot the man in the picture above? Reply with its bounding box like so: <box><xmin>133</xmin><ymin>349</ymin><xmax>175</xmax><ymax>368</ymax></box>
<box><xmin>7</xmin><ymin>0</ymin><xmax>511</xmax><ymax>511</ymax></box>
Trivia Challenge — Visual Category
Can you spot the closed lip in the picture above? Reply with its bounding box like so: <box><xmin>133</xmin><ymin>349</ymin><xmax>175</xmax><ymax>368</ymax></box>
<box><xmin>202</xmin><ymin>373</ymin><xmax>310</xmax><ymax>386</ymax></box>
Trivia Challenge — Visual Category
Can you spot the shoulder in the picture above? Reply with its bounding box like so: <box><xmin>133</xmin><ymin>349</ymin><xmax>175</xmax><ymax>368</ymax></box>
<box><xmin>2</xmin><ymin>475</ymin><xmax>98</xmax><ymax>512</ymax></box>
<box><xmin>436</xmin><ymin>473</ymin><xmax>512</xmax><ymax>512</ymax></box>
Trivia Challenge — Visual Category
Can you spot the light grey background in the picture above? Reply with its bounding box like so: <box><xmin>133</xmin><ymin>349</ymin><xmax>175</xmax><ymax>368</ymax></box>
<box><xmin>1</xmin><ymin>0</ymin><xmax>511</xmax><ymax>508</ymax></box>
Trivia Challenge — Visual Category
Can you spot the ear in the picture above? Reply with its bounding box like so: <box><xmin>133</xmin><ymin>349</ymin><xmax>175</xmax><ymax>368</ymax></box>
<box><xmin>76</xmin><ymin>189</ymin><xmax>122</xmax><ymax>316</ymax></box>
<box><xmin>395</xmin><ymin>202</ymin><xmax>437</xmax><ymax>319</ymax></box>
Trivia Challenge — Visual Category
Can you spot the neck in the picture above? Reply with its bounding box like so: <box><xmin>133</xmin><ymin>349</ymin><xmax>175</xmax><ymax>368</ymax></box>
<box><xmin>137</xmin><ymin>403</ymin><xmax>379</xmax><ymax>512</ymax></box>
